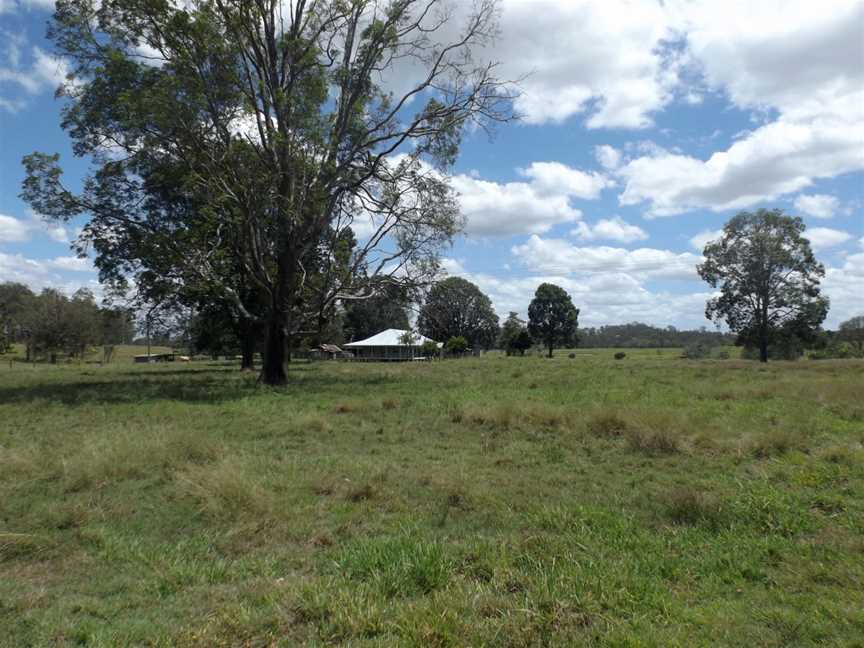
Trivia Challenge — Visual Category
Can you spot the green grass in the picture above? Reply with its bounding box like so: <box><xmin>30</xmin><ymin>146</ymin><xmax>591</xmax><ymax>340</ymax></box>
<box><xmin>1</xmin><ymin>350</ymin><xmax>863</xmax><ymax>646</ymax></box>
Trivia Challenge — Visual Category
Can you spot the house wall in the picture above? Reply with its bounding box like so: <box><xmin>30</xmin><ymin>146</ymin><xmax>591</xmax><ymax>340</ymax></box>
<box><xmin>351</xmin><ymin>345</ymin><xmax>421</xmax><ymax>361</ymax></box>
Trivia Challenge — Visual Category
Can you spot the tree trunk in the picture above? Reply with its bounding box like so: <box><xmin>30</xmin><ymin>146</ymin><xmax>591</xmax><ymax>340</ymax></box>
<box><xmin>240</xmin><ymin>329</ymin><xmax>255</xmax><ymax>371</ymax></box>
<box><xmin>759</xmin><ymin>336</ymin><xmax>769</xmax><ymax>363</ymax></box>
<box><xmin>547</xmin><ymin>342</ymin><xmax>553</xmax><ymax>358</ymax></box>
<box><xmin>261</xmin><ymin>316</ymin><xmax>287</xmax><ymax>385</ymax></box>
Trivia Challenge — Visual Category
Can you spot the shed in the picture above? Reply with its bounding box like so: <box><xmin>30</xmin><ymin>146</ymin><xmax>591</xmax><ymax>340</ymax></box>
<box><xmin>343</xmin><ymin>328</ymin><xmax>440</xmax><ymax>361</ymax></box>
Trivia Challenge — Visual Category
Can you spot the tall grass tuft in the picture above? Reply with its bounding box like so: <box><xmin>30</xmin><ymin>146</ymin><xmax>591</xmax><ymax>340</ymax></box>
<box><xmin>174</xmin><ymin>456</ymin><xmax>271</xmax><ymax>518</ymax></box>
<box><xmin>587</xmin><ymin>412</ymin><xmax>629</xmax><ymax>437</ymax></box>
<box><xmin>327</xmin><ymin>530</ymin><xmax>454</xmax><ymax>598</ymax></box>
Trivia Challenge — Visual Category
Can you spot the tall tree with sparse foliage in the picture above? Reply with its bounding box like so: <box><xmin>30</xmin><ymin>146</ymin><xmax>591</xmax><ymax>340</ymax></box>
<box><xmin>697</xmin><ymin>209</ymin><xmax>828</xmax><ymax>362</ymax></box>
<box><xmin>528</xmin><ymin>283</ymin><xmax>579</xmax><ymax>358</ymax></box>
<box><xmin>22</xmin><ymin>0</ymin><xmax>515</xmax><ymax>385</ymax></box>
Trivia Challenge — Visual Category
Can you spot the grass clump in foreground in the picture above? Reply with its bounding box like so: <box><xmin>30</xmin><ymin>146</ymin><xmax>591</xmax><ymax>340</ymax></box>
<box><xmin>1</xmin><ymin>350</ymin><xmax>863</xmax><ymax>646</ymax></box>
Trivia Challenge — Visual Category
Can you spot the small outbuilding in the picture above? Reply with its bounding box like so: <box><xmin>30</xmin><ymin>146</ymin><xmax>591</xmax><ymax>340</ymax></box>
<box><xmin>343</xmin><ymin>328</ymin><xmax>440</xmax><ymax>361</ymax></box>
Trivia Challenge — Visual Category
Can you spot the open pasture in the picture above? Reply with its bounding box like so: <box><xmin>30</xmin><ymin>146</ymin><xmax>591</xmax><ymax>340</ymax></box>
<box><xmin>1</xmin><ymin>352</ymin><xmax>862</xmax><ymax>646</ymax></box>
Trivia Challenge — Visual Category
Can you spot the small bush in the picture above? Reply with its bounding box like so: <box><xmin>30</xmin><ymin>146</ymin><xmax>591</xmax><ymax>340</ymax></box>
<box><xmin>568</xmin><ymin>353</ymin><xmax>576</xmax><ymax>359</ymax></box>
<box><xmin>750</xmin><ymin>430</ymin><xmax>806</xmax><ymax>458</ymax></box>
<box><xmin>346</xmin><ymin>483</ymin><xmax>375</xmax><ymax>502</ymax></box>
<box><xmin>587</xmin><ymin>412</ymin><xmax>629</xmax><ymax>437</ymax></box>
<box><xmin>420</xmin><ymin>340</ymin><xmax>440</xmax><ymax>358</ymax></box>
<box><xmin>445</xmin><ymin>336</ymin><xmax>468</xmax><ymax>355</ymax></box>
<box><xmin>665</xmin><ymin>489</ymin><xmax>724</xmax><ymax>528</ymax></box>
<box><xmin>626</xmin><ymin>429</ymin><xmax>679</xmax><ymax>455</ymax></box>
<box><xmin>682</xmin><ymin>342</ymin><xmax>715</xmax><ymax>359</ymax></box>
<box><xmin>614</xmin><ymin>352</ymin><xmax>626</xmax><ymax>360</ymax></box>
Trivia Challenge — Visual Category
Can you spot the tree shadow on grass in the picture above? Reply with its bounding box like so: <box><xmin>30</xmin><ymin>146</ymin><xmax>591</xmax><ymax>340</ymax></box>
<box><xmin>0</xmin><ymin>364</ymin><xmax>402</xmax><ymax>407</ymax></box>
<box><xmin>0</xmin><ymin>376</ymin><xmax>258</xmax><ymax>406</ymax></box>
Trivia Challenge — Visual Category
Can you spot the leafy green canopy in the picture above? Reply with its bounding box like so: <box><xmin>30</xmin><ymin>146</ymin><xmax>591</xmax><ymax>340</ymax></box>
<box><xmin>21</xmin><ymin>0</ymin><xmax>514</xmax><ymax>384</ymax></box>
<box><xmin>417</xmin><ymin>277</ymin><xmax>499</xmax><ymax>348</ymax></box>
<box><xmin>697</xmin><ymin>209</ymin><xmax>828</xmax><ymax>362</ymax></box>
<box><xmin>528</xmin><ymin>283</ymin><xmax>579</xmax><ymax>358</ymax></box>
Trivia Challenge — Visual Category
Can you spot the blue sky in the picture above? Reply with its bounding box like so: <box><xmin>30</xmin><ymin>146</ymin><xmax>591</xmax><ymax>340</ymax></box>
<box><xmin>1</xmin><ymin>0</ymin><xmax>862</xmax><ymax>328</ymax></box>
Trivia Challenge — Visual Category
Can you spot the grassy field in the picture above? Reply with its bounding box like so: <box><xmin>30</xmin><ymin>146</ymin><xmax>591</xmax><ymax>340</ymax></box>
<box><xmin>1</xmin><ymin>350</ymin><xmax>863</xmax><ymax>647</ymax></box>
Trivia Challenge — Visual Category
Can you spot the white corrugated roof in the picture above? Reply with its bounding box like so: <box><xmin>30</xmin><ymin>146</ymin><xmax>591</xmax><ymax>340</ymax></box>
<box><xmin>344</xmin><ymin>328</ymin><xmax>439</xmax><ymax>347</ymax></box>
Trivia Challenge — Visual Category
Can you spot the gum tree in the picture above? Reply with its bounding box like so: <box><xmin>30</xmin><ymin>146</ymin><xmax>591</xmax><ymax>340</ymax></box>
<box><xmin>697</xmin><ymin>209</ymin><xmax>828</xmax><ymax>362</ymax></box>
<box><xmin>22</xmin><ymin>0</ymin><xmax>514</xmax><ymax>384</ymax></box>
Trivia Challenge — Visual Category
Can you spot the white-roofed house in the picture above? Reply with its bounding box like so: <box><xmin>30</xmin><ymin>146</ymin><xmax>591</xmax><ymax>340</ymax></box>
<box><xmin>343</xmin><ymin>329</ymin><xmax>440</xmax><ymax>361</ymax></box>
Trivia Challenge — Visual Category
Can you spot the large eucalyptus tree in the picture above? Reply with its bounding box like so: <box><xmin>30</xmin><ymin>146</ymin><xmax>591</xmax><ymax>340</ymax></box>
<box><xmin>697</xmin><ymin>209</ymin><xmax>828</xmax><ymax>362</ymax></box>
<box><xmin>22</xmin><ymin>0</ymin><xmax>514</xmax><ymax>384</ymax></box>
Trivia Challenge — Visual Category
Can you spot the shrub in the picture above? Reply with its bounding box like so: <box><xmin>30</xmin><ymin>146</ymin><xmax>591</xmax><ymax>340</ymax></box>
<box><xmin>614</xmin><ymin>352</ymin><xmax>626</xmax><ymax>360</ymax></box>
<box><xmin>682</xmin><ymin>342</ymin><xmax>715</xmax><ymax>359</ymax></box>
<box><xmin>587</xmin><ymin>412</ymin><xmax>629</xmax><ymax>437</ymax></box>
<box><xmin>740</xmin><ymin>337</ymin><xmax>803</xmax><ymax>361</ymax></box>
<box><xmin>445</xmin><ymin>336</ymin><xmax>468</xmax><ymax>355</ymax></box>
<box><xmin>626</xmin><ymin>429</ymin><xmax>679</xmax><ymax>455</ymax></box>
<box><xmin>750</xmin><ymin>429</ymin><xmax>806</xmax><ymax>458</ymax></box>
<box><xmin>808</xmin><ymin>343</ymin><xmax>858</xmax><ymax>360</ymax></box>
<box><xmin>420</xmin><ymin>340</ymin><xmax>440</xmax><ymax>358</ymax></box>
<box><xmin>568</xmin><ymin>352</ymin><xmax>576</xmax><ymax>359</ymax></box>
<box><xmin>665</xmin><ymin>489</ymin><xmax>724</xmax><ymax>528</ymax></box>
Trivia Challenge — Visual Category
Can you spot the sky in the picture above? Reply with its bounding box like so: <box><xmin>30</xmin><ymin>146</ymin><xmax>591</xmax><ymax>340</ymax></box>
<box><xmin>0</xmin><ymin>0</ymin><xmax>862</xmax><ymax>329</ymax></box>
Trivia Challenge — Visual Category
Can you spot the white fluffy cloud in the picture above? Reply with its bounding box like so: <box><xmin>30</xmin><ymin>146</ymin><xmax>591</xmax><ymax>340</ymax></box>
<box><xmin>689</xmin><ymin>229</ymin><xmax>723</xmax><ymax>251</ymax></box>
<box><xmin>0</xmin><ymin>211</ymin><xmax>69</xmax><ymax>244</ymax></box>
<box><xmin>794</xmin><ymin>194</ymin><xmax>839</xmax><ymax>219</ymax></box>
<box><xmin>823</xmin><ymin>251</ymin><xmax>864</xmax><ymax>326</ymax></box>
<box><xmin>618</xmin><ymin>111</ymin><xmax>864</xmax><ymax>216</ymax></box>
<box><xmin>0</xmin><ymin>251</ymin><xmax>97</xmax><ymax>293</ymax></box>
<box><xmin>595</xmin><ymin>145</ymin><xmax>622</xmax><ymax>171</ymax></box>
<box><xmin>0</xmin><ymin>214</ymin><xmax>31</xmax><ymax>243</ymax></box>
<box><xmin>452</xmin><ymin>162</ymin><xmax>611</xmax><ymax>237</ymax></box>
<box><xmin>495</xmin><ymin>0</ymin><xmax>681</xmax><ymax>128</ymax></box>
<box><xmin>615</xmin><ymin>0</ymin><xmax>864</xmax><ymax>216</ymax></box>
<box><xmin>0</xmin><ymin>38</ymin><xmax>70</xmax><ymax>111</ymax></box>
<box><xmin>571</xmin><ymin>217</ymin><xmax>648</xmax><ymax>244</ymax></box>
<box><xmin>519</xmin><ymin>162</ymin><xmax>611</xmax><ymax>199</ymax></box>
<box><xmin>46</xmin><ymin>255</ymin><xmax>92</xmax><ymax>272</ymax></box>
<box><xmin>805</xmin><ymin>227</ymin><xmax>852</xmax><ymax>251</ymax></box>
<box><xmin>512</xmin><ymin>235</ymin><xmax>701</xmax><ymax>280</ymax></box>
<box><xmin>441</xmin><ymin>261</ymin><xmax>713</xmax><ymax>328</ymax></box>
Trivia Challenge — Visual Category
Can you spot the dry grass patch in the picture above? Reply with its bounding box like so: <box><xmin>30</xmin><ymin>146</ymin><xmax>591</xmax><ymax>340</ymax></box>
<box><xmin>664</xmin><ymin>488</ymin><xmax>724</xmax><ymax>527</ymax></box>
<box><xmin>586</xmin><ymin>412</ymin><xmax>629</xmax><ymax>437</ymax></box>
<box><xmin>626</xmin><ymin>428</ymin><xmax>680</xmax><ymax>455</ymax></box>
<box><xmin>750</xmin><ymin>429</ymin><xmax>808</xmax><ymax>459</ymax></box>
<box><xmin>59</xmin><ymin>427</ymin><xmax>222</xmax><ymax>493</ymax></box>
<box><xmin>0</xmin><ymin>533</ymin><xmax>57</xmax><ymax>562</ymax></box>
<box><xmin>818</xmin><ymin>443</ymin><xmax>864</xmax><ymax>466</ymax></box>
<box><xmin>346</xmin><ymin>483</ymin><xmax>375</xmax><ymax>502</ymax></box>
<box><xmin>174</xmin><ymin>455</ymin><xmax>271</xmax><ymax>518</ymax></box>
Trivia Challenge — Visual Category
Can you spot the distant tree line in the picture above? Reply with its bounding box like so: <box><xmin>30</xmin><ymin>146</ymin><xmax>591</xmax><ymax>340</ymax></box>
<box><xmin>579</xmin><ymin>323</ymin><xmax>734</xmax><ymax>349</ymax></box>
<box><xmin>0</xmin><ymin>283</ymin><xmax>135</xmax><ymax>363</ymax></box>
